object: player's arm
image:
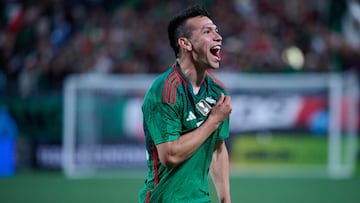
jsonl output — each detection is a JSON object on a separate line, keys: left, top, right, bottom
{"left": 210, "top": 140, "right": 231, "bottom": 203}
{"left": 156, "top": 93, "right": 232, "bottom": 168}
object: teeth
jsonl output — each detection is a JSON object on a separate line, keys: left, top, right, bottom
{"left": 212, "top": 45, "right": 221, "bottom": 50}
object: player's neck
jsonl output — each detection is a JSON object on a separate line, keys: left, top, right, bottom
{"left": 177, "top": 58, "right": 206, "bottom": 95}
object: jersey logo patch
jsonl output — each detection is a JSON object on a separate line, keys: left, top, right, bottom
{"left": 205, "top": 96, "right": 216, "bottom": 105}
{"left": 196, "top": 99, "right": 212, "bottom": 116}
{"left": 186, "top": 111, "right": 196, "bottom": 121}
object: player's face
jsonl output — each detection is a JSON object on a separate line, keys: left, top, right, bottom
{"left": 187, "top": 16, "right": 222, "bottom": 69}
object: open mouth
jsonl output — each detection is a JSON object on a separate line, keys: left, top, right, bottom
{"left": 210, "top": 45, "right": 221, "bottom": 61}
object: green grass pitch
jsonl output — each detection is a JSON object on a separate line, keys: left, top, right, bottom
{"left": 1, "top": 171, "right": 360, "bottom": 203}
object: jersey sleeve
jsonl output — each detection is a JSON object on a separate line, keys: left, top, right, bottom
{"left": 214, "top": 86, "right": 230, "bottom": 140}
{"left": 216, "top": 117, "right": 230, "bottom": 140}
{"left": 142, "top": 91, "right": 182, "bottom": 145}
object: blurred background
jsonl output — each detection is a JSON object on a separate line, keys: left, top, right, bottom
{"left": 0, "top": 0, "right": 359, "bottom": 202}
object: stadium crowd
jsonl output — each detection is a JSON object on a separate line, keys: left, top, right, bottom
{"left": 0, "top": 0, "right": 359, "bottom": 96}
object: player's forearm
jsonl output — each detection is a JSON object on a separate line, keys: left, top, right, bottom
{"left": 157, "top": 93, "right": 232, "bottom": 168}
{"left": 157, "top": 116, "right": 222, "bottom": 168}
{"left": 210, "top": 142, "right": 231, "bottom": 203}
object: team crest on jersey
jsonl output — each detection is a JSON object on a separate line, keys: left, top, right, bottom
{"left": 196, "top": 99, "right": 212, "bottom": 116}
{"left": 205, "top": 96, "right": 216, "bottom": 105}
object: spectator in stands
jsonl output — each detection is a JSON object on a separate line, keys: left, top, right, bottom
{"left": 0, "top": 0, "right": 359, "bottom": 96}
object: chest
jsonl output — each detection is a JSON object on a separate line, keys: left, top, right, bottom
{"left": 180, "top": 93, "right": 218, "bottom": 132}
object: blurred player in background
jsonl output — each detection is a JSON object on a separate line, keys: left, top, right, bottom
{"left": 138, "top": 4, "right": 232, "bottom": 203}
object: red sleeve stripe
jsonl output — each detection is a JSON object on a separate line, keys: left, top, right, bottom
{"left": 171, "top": 79, "right": 181, "bottom": 104}
{"left": 145, "top": 142, "right": 159, "bottom": 202}
{"left": 167, "top": 76, "right": 180, "bottom": 104}
{"left": 145, "top": 190, "right": 152, "bottom": 203}
{"left": 163, "top": 71, "right": 177, "bottom": 103}
{"left": 151, "top": 141, "right": 159, "bottom": 187}
{"left": 163, "top": 65, "right": 187, "bottom": 104}
{"left": 163, "top": 74, "right": 180, "bottom": 104}
{"left": 173, "top": 64, "right": 187, "bottom": 85}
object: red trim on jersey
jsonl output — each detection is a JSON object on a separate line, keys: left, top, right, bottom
{"left": 168, "top": 76, "right": 180, "bottom": 104}
{"left": 152, "top": 142, "right": 159, "bottom": 186}
{"left": 144, "top": 142, "right": 159, "bottom": 203}
{"left": 145, "top": 190, "right": 152, "bottom": 203}
{"left": 171, "top": 79, "right": 181, "bottom": 104}
{"left": 145, "top": 142, "right": 159, "bottom": 203}
{"left": 173, "top": 64, "right": 187, "bottom": 85}
{"left": 162, "top": 64, "right": 187, "bottom": 105}
{"left": 163, "top": 71, "right": 176, "bottom": 103}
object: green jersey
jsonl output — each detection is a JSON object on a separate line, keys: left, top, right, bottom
{"left": 138, "top": 62, "right": 230, "bottom": 203}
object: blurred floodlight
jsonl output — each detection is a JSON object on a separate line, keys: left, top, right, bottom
{"left": 281, "top": 46, "right": 305, "bottom": 70}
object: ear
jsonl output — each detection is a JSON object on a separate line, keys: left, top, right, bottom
{"left": 178, "top": 37, "right": 192, "bottom": 52}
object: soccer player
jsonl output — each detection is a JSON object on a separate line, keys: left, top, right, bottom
{"left": 138, "top": 4, "right": 232, "bottom": 203}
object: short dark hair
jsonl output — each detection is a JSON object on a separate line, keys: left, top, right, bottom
{"left": 167, "top": 4, "right": 212, "bottom": 57}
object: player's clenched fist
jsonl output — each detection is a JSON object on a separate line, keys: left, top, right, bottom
{"left": 209, "top": 93, "right": 232, "bottom": 125}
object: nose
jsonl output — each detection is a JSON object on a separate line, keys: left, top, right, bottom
{"left": 214, "top": 32, "right": 222, "bottom": 42}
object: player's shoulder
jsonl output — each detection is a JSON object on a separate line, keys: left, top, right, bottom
{"left": 147, "top": 65, "right": 185, "bottom": 105}
{"left": 205, "top": 71, "right": 229, "bottom": 93}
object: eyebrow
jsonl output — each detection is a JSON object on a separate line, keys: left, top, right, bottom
{"left": 200, "top": 23, "right": 218, "bottom": 31}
